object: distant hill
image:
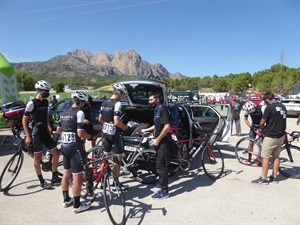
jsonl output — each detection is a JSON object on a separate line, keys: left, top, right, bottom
{"left": 12, "top": 49, "right": 185, "bottom": 83}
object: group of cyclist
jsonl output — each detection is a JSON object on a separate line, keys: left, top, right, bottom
{"left": 21, "top": 76, "right": 286, "bottom": 215}
{"left": 22, "top": 79, "right": 172, "bottom": 214}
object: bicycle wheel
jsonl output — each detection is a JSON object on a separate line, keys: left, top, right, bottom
{"left": 86, "top": 146, "right": 105, "bottom": 159}
{"left": 95, "top": 132, "right": 104, "bottom": 146}
{"left": 103, "top": 170, "right": 126, "bottom": 225}
{"left": 178, "top": 142, "right": 191, "bottom": 171}
{"left": 279, "top": 145, "right": 300, "bottom": 179}
{"left": 0, "top": 151, "right": 24, "bottom": 191}
{"left": 201, "top": 144, "right": 224, "bottom": 180}
{"left": 130, "top": 149, "right": 158, "bottom": 184}
{"left": 235, "top": 137, "right": 261, "bottom": 165}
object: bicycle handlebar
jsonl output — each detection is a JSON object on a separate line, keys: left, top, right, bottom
{"left": 287, "top": 131, "right": 300, "bottom": 141}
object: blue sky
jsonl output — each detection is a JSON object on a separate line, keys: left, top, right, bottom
{"left": 0, "top": 0, "right": 299, "bottom": 77}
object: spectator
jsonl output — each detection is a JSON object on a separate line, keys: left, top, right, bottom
{"left": 50, "top": 95, "right": 58, "bottom": 107}
{"left": 231, "top": 96, "right": 242, "bottom": 136}
{"left": 252, "top": 92, "right": 287, "bottom": 184}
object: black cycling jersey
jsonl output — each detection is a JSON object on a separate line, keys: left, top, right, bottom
{"left": 24, "top": 98, "right": 49, "bottom": 127}
{"left": 244, "top": 105, "right": 263, "bottom": 126}
{"left": 99, "top": 98, "right": 124, "bottom": 154}
{"left": 58, "top": 107, "right": 87, "bottom": 173}
{"left": 58, "top": 107, "right": 85, "bottom": 143}
{"left": 100, "top": 99, "right": 123, "bottom": 135}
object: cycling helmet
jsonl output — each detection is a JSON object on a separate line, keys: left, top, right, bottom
{"left": 113, "top": 83, "right": 128, "bottom": 96}
{"left": 71, "top": 91, "right": 88, "bottom": 102}
{"left": 243, "top": 101, "right": 256, "bottom": 113}
{"left": 35, "top": 80, "right": 51, "bottom": 90}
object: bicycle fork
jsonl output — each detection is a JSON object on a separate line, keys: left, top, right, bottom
{"left": 285, "top": 144, "right": 294, "bottom": 162}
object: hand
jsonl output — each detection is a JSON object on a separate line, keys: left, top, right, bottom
{"left": 257, "top": 129, "right": 263, "bottom": 137}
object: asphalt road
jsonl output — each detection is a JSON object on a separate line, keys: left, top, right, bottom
{"left": 0, "top": 117, "right": 299, "bottom": 225}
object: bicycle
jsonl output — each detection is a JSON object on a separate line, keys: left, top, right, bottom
{"left": 87, "top": 130, "right": 191, "bottom": 184}
{"left": 87, "top": 135, "right": 158, "bottom": 184}
{"left": 0, "top": 118, "right": 63, "bottom": 192}
{"left": 177, "top": 132, "right": 225, "bottom": 180}
{"left": 235, "top": 130, "right": 300, "bottom": 179}
{"left": 82, "top": 150, "right": 126, "bottom": 225}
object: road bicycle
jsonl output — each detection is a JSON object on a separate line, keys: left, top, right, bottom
{"left": 82, "top": 151, "right": 126, "bottom": 225}
{"left": 235, "top": 130, "right": 300, "bottom": 179}
{"left": 177, "top": 132, "right": 225, "bottom": 180}
{"left": 0, "top": 118, "right": 63, "bottom": 192}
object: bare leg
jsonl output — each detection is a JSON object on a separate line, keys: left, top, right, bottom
{"left": 261, "top": 157, "right": 269, "bottom": 179}
{"left": 34, "top": 152, "right": 43, "bottom": 175}
{"left": 272, "top": 157, "right": 280, "bottom": 177}
{"left": 50, "top": 148, "right": 60, "bottom": 172}
{"left": 61, "top": 170, "right": 72, "bottom": 191}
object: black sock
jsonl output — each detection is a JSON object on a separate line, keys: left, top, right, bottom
{"left": 73, "top": 196, "right": 81, "bottom": 208}
{"left": 38, "top": 175, "right": 44, "bottom": 184}
{"left": 52, "top": 171, "right": 58, "bottom": 179}
{"left": 63, "top": 191, "right": 70, "bottom": 202}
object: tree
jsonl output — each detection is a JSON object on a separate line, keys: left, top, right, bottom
{"left": 53, "top": 82, "right": 65, "bottom": 93}
{"left": 16, "top": 70, "right": 36, "bottom": 91}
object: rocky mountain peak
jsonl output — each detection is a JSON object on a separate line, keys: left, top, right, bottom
{"left": 13, "top": 49, "right": 185, "bottom": 82}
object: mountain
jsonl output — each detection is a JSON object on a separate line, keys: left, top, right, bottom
{"left": 12, "top": 49, "right": 184, "bottom": 82}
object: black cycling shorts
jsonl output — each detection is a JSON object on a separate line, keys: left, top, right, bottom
{"left": 102, "top": 132, "right": 124, "bottom": 155}
{"left": 31, "top": 126, "right": 56, "bottom": 153}
{"left": 61, "top": 143, "right": 86, "bottom": 173}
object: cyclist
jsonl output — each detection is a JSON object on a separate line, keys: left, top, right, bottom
{"left": 98, "top": 83, "right": 131, "bottom": 190}
{"left": 242, "top": 101, "right": 263, "bottom": 164}
{"left": 57, "top": 91, "right": 93, "bottom": 213}
{"left": 22, "top": 80, "right": 61, "bottom": 189}
{"left": 81, "top": 95, "right": 96, "bottom": 148}
{"left": 141, "top": 92, "right": 171, "bottom": 199}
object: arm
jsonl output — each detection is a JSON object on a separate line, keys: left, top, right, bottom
{"left": 114, "top": 116, "right": 128, "bottom": 131}
{"left": 259, "top": 118, "right": 266, "bottom": 131}
{"left": 142, "top": 125, "right": 155, "bottom": 133}
{"left": 22, "top": 116, "right": 32, "bottom": 145}
{"left": 244, "top": 116, "right": 251, "bottom": 128}
{"left": 154, "top": 123, "right": 170, "bottom": 145}
{"left": 77, "top": 129, "right": 93, "bottom": 140}
{"left": 47, "top": 117, "right": 54, "bottom": 137}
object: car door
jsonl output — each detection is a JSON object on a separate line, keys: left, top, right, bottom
{"left": 48, "top": 98, "right": 72, "bottom": 129}
{"left": 189, "top": 103, "right": 232, "bottom": 143}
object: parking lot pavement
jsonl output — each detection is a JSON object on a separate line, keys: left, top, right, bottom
{"left": 0, "top": 117, "right": 299, "bottom": 225}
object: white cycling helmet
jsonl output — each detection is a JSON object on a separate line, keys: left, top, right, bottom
{"left": 113, "top": 83, "right": 128, "bottom": 96}
{"left": 71, "top": 91, "right": 88, "bottom": 102}
{"left": 243, "top": 101, "right": 256, "bottom": 113}
{"left": 35, "top": 80, "right": 51, "bottom": 90}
